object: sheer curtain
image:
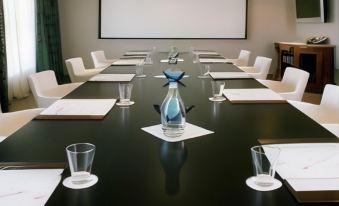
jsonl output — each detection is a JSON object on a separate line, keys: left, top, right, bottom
{"left": 3, "top": 0, "right": 36, "bottom": 101}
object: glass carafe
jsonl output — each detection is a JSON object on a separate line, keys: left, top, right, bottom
{"left": 160, "top": 82, "right": 186, "bottom": 137}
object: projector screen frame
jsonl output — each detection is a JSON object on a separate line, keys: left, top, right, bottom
{"left": 98, "top": 0, "right": 248, "bottom": 39}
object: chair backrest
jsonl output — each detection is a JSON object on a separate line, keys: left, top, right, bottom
{"left": 320, "top": 84, "right": 339, "bottom": 110}
{"left": 28, "top": 70, "right": 58, "bottom": 98}
{"left": 282, "top": 67, "right": 310, "bottom": 101}
{"left": 91, "top": 50, "right": 107, "bottom": 68}
{"left": 253, "top": 56, "right": 272, "bottom": 80}
{"left": 65, "top": 57, "right": 86, "bottom": 82}
{"left": 237, "top": 50, "right": 251, "bottom": 66}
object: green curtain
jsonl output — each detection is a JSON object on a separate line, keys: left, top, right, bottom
{"left": 36, "top": 0, "right": 65, "bottom": 83}
{"left": 0, "top": 0, "right": 8, "bottom": 112}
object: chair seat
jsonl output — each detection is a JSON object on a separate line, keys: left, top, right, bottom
{"left": 42, "top": 83, "right": 82, "bottom": 98}
{"left": 258, "top": 80, "right": 295, "bottom": 93}
{"left": 0, "top": 108, "right": 44, "bottom": 139}
{"left": 321, "top": 124, "right": 339, "bottom": 137}
{"left": 288, "top": 100, "right": 339, "bottom": 124}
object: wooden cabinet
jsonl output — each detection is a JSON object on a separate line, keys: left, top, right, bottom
{"left": 275, "top": 42, "right": 335, "bottom": 93}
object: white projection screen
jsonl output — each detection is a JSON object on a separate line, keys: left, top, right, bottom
{"left": 99, "top": 0, "right": 247, "bottom": 39}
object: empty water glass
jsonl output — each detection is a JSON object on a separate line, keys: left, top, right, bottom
{"left": 209, "top": 81, "right": 226, "bottom": 102}
{"left": 198, "top": 64, "right": 211, "bottom": 78}
{"left": 251, "top": 145, "right": 281, "bottom": 187}
{"left": 118, "top": 83, "right": 134, "bottom": 106}
{"left": 66, "top": 143, "right": 96, "bottom": 185}
{"left": 136, "top": 60, "right": 146, "bottom": 77}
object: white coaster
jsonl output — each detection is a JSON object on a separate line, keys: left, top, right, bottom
{"left": 209, "top": 97, "right": 226, "bottom": 102}
{"left": 63, "top": 174, "right": 98, "bottom": 189}
{"left": 246, "top": 176, "right": 282, "bottom": 191}
{"left": 116, "top": 101, "right": 135, "bottom": 106}
{"left": 141, "top": 123, "right": 214, "bottom": 142}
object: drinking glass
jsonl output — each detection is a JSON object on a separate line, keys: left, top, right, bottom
{"left": 250, "top": 145, "right": 281, "bottom": 187}
{"left": 209, "top": 81, "right": 226, "bottom": 101}
{"left": 136, "top": 60, "right": 146, "bottom": 77}
{"left": 198, "top": 64, "right": 211, "bottom": 78}
{"left": 193, "top": 53, "right": 199, "bottom": 64}
{"left": 118, "top": 83, "right": 134, "bottom": 106}
{"left": 66, "top": 143, "right": 96, "bottom": 184}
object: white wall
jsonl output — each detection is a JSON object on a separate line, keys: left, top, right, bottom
{"left": 58, "top": 0, "right": 296, "bottom": 75}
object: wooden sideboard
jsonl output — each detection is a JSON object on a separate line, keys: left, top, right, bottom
{"left": 275, "top": 42, "right": 335, "bottom": 93}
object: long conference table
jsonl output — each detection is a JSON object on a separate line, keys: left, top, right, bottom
{"left": 0, "top": 52, "right": 337, "bottom": 205}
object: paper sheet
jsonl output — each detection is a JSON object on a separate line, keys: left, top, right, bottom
{"left": 199, "top": 58, "right": 229, "bottom": 63}
{"left": 124, "top": 51, "right": 150, "bottom": 56}
{"left": 266, "top": 143, "right": 339, "bottom": 179}
{"left": 223, "top": 88, "right": 285, "bottom": 103}
{"left": 0, "top": 169, "right": 63, "bottom": 206}
{"left": 142, "top": 123, "right": 214, "bottom": 142}
{"left": 89, "top": 74, "right": 135, "bottom": 82}
{"left": 194, "top": 51, "right": 219, "bottom": 55}
{"left": 209, "top": 72, "right": 252, "bottom": 79}
{"left": 265, "top": 143, "right": 339, "bottom": 191}
{"left": 286, "top": 178, "right": 339, "bottom": 191}
{"left": 39, "top": 99, "right": 116, "bottom": 118}
{"left": 112, "top": 59, "right": 143, "bottom": 65}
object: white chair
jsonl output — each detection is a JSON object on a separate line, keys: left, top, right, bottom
{"left": 65, "top": 57, "right": 104, "bottom": 83}
{"left": 288, "top": 84, "right": 339, "bottom": 124}
{"left": 28, "top": 70, "right": 82, "bottom": 107}
{"left": 238, "top": 56, "right": 272, "bottom": 80}
{"left": 0, "top": 103, "right": 43, "bottom": 142}
{"left": 257, "top": 67, "right": 310, "bottom": 101}
{"left": 91, "top": 50, "right": 116, "bottom": 68}
{"left": 225, "top": 50, "right": 251, "bottom": 66}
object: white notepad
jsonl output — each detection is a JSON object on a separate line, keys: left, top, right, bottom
{"left": 223, "top": 88, "right": 286, "bottom": 103}
{"left": 199, "top": 58, "right": 229, "bottom": 63}
{"left": 124, "top": 51, "right": 150, "bottom": 56}
{"left": 38, "top": 99, "right": 116, "bottom": 119}
{"left": 0, "top": 169, "right": 63, "bottom": 206}
{"left": 286, "top": 178, "right": 339, "bottom": 192}
{"left": 209, "top": 72, "right": 252, "bottom": 79}
{"left": 89, "top": 74, "right": 135, "bottom": 82}
{"left": 264, "top": 143, "right": 339, "bottom": 191}
{"left": 112, "top": 59, "right": 143, "bottom": 65}
{"left": 194, "top": 51, "right": 219, "bottom": 55}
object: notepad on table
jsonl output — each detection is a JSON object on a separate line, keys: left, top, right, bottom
{"left": 120, "top": 56, "right": 146, "bottom": 59}
{"left": 37, "top": 99, "right": 116, "bottom": 119}
{"left": 198, "top": 54, "right": 224, "bottom": 59}
{"left": 193, "top": 50, "right": 219, "bottom": 55}
{"left": 199, "top": 58, "right": 229, "bottom": 63}
{"left": 0, "top": 169, "right": 63, "bottom": 206}
{"left": 124, "top": 51, "right": 150, "bottom": 56}
{"left": 209, "top": 72, "right": 252, "bottom": 79}
{"left": 89, "top": 74, "right": 135, "bottom": 82}
{"left": 223, "top": 88, "right": 285, "bottom": 103}
{"left": 112, "top": 59, "right": 143, "bottom": 66}
{"left": 263, "top": 143, "right": 339, "bottom": 202}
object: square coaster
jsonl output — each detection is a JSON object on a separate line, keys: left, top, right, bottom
{"left": 141, "top": 123, "right": 214, "bottom": 142}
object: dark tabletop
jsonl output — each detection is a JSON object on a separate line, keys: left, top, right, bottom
{"left": 0, "top": 52, "right": 336, "bottom": 206}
